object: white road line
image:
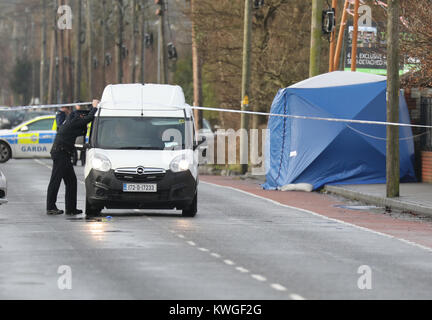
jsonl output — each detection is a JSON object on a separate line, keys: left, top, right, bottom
{"left": 31, "top": 160, "right": 299, "bottom": 298}
{"left": 201, "top": 181, "right": 432, "bottom": 253}
{"left": 271, "top": 283, "right": 287, "bottom": 292}
{"left": 235, "top": 267, "right": 249, "bottom": 273}
{"left": 224, "top": 259, "right": 235, "bottom": 265}
{"left": 33, "top": 159, "right": 52, "bottom": 170}
{"left": 290, "top": 293, "right": 306, "bottom": 300}
{"left": 251, "top": 274, "right": 267, "bottom": 282}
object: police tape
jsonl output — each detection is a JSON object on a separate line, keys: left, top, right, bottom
{"left": 0, "top": 102, "right": 92, "bottom": 111}
{"left": 190, "top": 106, "right": 432, "bottom": 129}
{"left": 1, "top": 101, "right": 432, "bottom": 130}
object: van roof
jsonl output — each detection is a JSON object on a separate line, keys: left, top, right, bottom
{"left": 99, "top": 84, "right": 191, "bottom": 118}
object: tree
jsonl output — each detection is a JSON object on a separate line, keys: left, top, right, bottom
{"left": 10, "top": 57, "right": 33, "bottom": 104}
{"left": 400, "top": 0, "right": 432, "bottom": 87}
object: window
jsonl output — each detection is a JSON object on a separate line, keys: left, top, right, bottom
{"left": 25, "top": 118, "right": 55, "bottom": 131}
{"left": 95, "top": 117, "right": 189, "bottom": 150}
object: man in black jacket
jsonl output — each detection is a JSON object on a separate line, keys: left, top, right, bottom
{"left": 46, "top": 100, "right": 99, "bottom": 215}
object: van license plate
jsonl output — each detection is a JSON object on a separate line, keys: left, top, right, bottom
{"left": 123, "top": 183, "right": 157, "bottom": 193}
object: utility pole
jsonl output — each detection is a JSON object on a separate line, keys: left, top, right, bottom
{"left": 156, "top": 0, "right": 167, "bottom": 84}
{"left": 40, "top": 0, "right": 47, "bottom": 103}
{"left": 102, "top": 0, "right": 107, "bottom": 87}
{"left": 351, "top": 0, "right": 360, "bottom": 71}
{"left": 334, "top": 0, "right": 349, "bottom": 70}
{"left": 48, "top": 0, "right": 57, "bottom": 104}
{"left": 240, "top": 0, "right": 252, "bottom": 174}
{"left": 74, "top": 0, "right": 82, "bottom": 101}
{"left": 116, "top": 0, "right": 124, "bottom": 84}
{"left": 328, "top": 0, "right": 337, "bottom": 72}
{"left": 65, "top": 0, "right": 73, "bottom": 102}
{"left": 86, "top": 0, "right": 93, "bottom": 99}
{"left": 191, "top": 0, "right": 202, "bottom": 130}
{"left": 386, "top": 0, "right": 400, "bottom": 198}
{"left": 309, "top": 0, "right": 323, "bottom": 77}
{"left": 58, "top": 0, "right": 65, "bottom": 102}
{"left": 131, "top": 0, "right": 138, "bottom": 83}
{"left": 140, "top": 19, "right": 147, "bottom": 84}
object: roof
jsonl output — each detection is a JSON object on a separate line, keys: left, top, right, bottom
{"left": 99, "top": 83, "right": 191, "bottom": 118}
{"left": 100, "top": 83, "right": 186, "bottom": 110}
{"left": 290, "top": 71, "right": 386, "bottom": 89}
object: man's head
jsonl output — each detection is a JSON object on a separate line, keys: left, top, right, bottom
{"left": 60, "top": 106, "right": 72, "bottom": 115}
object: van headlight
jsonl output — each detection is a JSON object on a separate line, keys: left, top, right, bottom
{"left": 92, "top": 153, "right": 111, "bottom": 172}
{"left": 170, "top": 155, "right": 191, "bottom": 172}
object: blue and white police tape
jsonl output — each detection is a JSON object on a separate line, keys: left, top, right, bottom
{"left": 1, "top": 101, "right": 432, "bottom": 129}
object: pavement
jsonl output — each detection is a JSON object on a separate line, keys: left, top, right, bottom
{"left": 324, "top": 183, "right": 432, "bottom": 218}
{"left": 1, "top": 159, "right": 432, "bottom": 300}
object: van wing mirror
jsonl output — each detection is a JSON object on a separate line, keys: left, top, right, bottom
{"left": 74, "top": 136, "right": 89, "bottom": 150}
{"left": 20, "top": 125, "right": 29, "bottom": 132}
{"left": 193, "top": 136, "right": 207, "bottom": 150}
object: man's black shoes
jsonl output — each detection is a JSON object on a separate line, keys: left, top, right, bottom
{"left": 47, "top": 209, "right": 64, "bottom": 215}
{"left": 66, "top": 209, "right": 83, "bottom": 216}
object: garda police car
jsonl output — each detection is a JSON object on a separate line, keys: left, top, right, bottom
{"left": 0, "top": 115, "right": 57, "bottom": 163}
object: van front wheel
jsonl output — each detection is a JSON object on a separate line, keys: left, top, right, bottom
{"left": 182, "top": 193, "right": 197, "bottom": 218}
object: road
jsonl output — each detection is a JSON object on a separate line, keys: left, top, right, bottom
{"left": 0, "top": 159, "right": 432, "bottom": 300}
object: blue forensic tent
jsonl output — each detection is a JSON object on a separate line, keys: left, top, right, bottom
{"left": 263, "top": 71, "right": 417, "bottom": 190}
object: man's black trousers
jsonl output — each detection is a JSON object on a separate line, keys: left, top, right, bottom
{"left": 46, "top": 150, "right": 77, "bottom": 212}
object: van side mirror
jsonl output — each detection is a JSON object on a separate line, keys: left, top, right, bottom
{"left": 75, "top": 136, "right": 89, "bottom": 150}
{"left": 193, "top": 136, "right": 206, "bottom": 150}
{"left": 20, "top": 126, "right": 29, "bottom": 132}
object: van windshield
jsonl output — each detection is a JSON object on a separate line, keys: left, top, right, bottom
{"left": 95, "top": 117, "right": 188, "bottom": 150}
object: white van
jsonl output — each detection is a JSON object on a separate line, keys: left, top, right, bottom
{"left": 82, "top": 84, "right": 205, "bottom": 217}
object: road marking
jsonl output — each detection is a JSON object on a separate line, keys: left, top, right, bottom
{"left": 271, "top": 283, "right": 287, "bottom": 291}
{"left": 33, "top": 159, "right": 52, "bottom": 170}
{"left": 33, "top": 160, "right": 87, "bottom": 185}
{"left": 251, "top": 274, "right": 267, "bottom": 282}
{"left": 290, "top": 293, "right": 306, "bottom": 300}
{"left": 235, "top": 266, "right": 249, "bottom": 273}
{"left": 224, "top": 259, "right": 235, "bottom": 265}
{"left": 201, "top": 181, "right": 432, "bottom": 253}
{"left": 31, "top": 160, "right": 302, "bottom": 298}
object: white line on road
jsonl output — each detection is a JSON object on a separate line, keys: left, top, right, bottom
{"left": 224, "top": 259, "right": 235, "bottom": 265}
{"left": 251, "top": 274, "right": 267, "bottom": 282}
{"left": 271, "top": 283, "right": 287, "bottom": 292}
{"left": 210, "top": 253, "right": 221, "bottom": 258}
{"left": 198, "top": 247, "right": 209, "bottom": 252}
{"left": 290, "top": 293, "right": 306, "bottom": 300}
{"left": 201, "top": 181, "right": 432, "bottom": 253}
{"left": 235, "top": 267, "right": 249, "bottom": 273}
{"left": 177, "top": 234, "right": 185, "bottom": 239}
{"left": 187, "top": 241, "right": 196, "bottom": 246}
